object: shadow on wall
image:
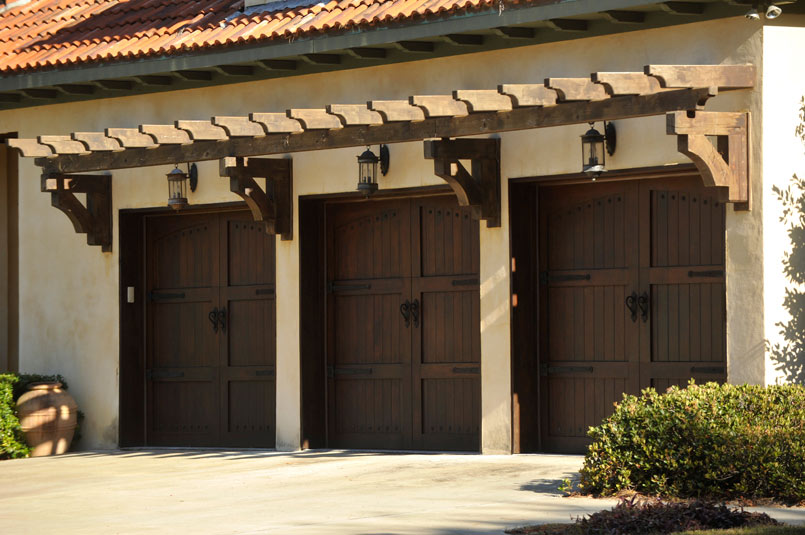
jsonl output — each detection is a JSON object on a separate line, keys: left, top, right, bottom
{"left": 769, "top": 97, "right": 805, "bottom": 385}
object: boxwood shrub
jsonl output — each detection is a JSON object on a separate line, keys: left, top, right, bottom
{"left": 579, "top": 382, "right": 805, "bottom": 503}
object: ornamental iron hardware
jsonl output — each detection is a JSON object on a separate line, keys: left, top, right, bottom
{"left": 146, "top": 370, "right": 185, "bottom": 380}
{"left": 255, "top": 288, "right": 275, "bottom": 296}
{"left": 149, "top": 291, "right": 186, "bottom": 301}
{"left": 209, "top": 307, "right": 219, "bottom": 333}
{"left": 400, "top": 300, "right": 411, "bottom": 327}
{"left": 453, "top": 366, "right": 480, "bottom": 374}
{"left": 625, "top": 292, "right": 638, "bottom": 323}
{"left": 691, "top": 366, "right": 726, "bottom": 374}
{"left": 328, "top": 282, "right": 372, "bottom": 292}
{"left": 218, "top": 307, "right": 227, "bottom": 334}
{"left": 452, "top": 278, "right": 479, "bottom": 286}
{"left": 688, "top": 270, "right": 724, "bottom": 278}
{"left": 539, "top": 272, "right": 592, "bottom": 285}
{"left": 638, "top": 292, "right": 649, "bottom": 323}
{"left": 540, "top": 364, "right": 595, "bottom": 376}
{"left": 410, "top": 298, "right": 420, "bottom": 328}
{"left": 255, "top": 369, "right": 275, "bottom": 377}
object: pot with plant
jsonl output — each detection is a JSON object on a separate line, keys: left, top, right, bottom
{"left": 17, "top": 382, "right": 78, "bottom": 456}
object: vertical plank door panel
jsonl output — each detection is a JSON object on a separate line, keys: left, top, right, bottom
{"left": 146, "top": 214, "right": 220, "bottom": 446}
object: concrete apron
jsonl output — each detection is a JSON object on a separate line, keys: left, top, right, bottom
{"left": 0, "top": 451, "right": 802, "bottom": 535}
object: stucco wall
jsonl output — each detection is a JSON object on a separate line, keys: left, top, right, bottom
{"left": 3, "top": 16, "right": 766, "bottom": 451}
{"left": 762, "top": 19, "right": 805, "bottom": 385}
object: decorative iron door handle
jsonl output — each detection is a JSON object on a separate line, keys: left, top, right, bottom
{"left": 638, "top": 292, "right": 649, "bottom": 323}
{"left": 209, "top": 307, "right": 219, "bottom": 333}
{"left": 625, "top": 293, "right": 638, "bottom": 323}
{"left": 400, "top": 301, "right": 411, "bottom": 327}
{"left": 217, "top": 307, "right": 227, "bottom": 334}
{"left": 410, "top": 298, "right": 420, "bottom": 328}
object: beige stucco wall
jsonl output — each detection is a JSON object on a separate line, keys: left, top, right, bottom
{"left": 3, "top": 16, "right": 767, "bottom": 451}
{"left": 762, "top": 19, "right": 805, "bottom": 385}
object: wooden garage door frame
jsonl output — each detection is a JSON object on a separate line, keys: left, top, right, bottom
{"left": 118, "top": 201, "right": 256, "bottom": 447}
{"left": 509, "top": 163, "right": 728, "bottom": 454}
{"left": 298, "top": 184, "right": 483, "bottom": 452}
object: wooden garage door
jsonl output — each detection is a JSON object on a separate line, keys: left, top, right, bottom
{"left": 145, "top": 211, "right": 276, "bottom": 447}
{"left": 539, "top": 176, "right": 726, "bottom": 453}
{"left": 326, "top": 196, "right": 481, "bottom": 451}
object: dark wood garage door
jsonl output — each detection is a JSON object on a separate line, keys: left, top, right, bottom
{"left": 145, "top": 211, "right": 276, "bottom": 447}
{"left": 326, "top": 196, "right": 481, "bottom": 451}
{"left": 538, "top": 176, "right": 726, "bottom": 452}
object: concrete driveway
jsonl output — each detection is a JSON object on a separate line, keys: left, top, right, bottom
{"left": 1, "top": 450, "right": 803, "bottom": 535}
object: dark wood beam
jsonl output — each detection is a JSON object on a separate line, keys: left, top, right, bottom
{"left": 260, "top": 59, "right": 298, "bottom": 71}
{"left": 95, "top": 79, "right": 136, "bottom": 91}
{"left": 41, "top": 173, "right": 112, "bottom": 251}
{"left": 23, "top": 88, "right": 60, "bottom": 99}
{"left": 493, "top": 26, "right": 537, "bottom": 39}
{"left": 395, "top": 41, "right": 435, "bottom": 53}
{"left": 444, "top": 34, "right": 485, "bottom": 46}
{"left": 660, "top": 1, "right": 706, "bottom": 14}
{"left": 135, "top": 75, "right": 173, "bottom": 86}
{"left": 545, "top": 19, "right": 588, "bottom": 32}
{"left": 220, "top": 156, "right": 293, "bottom": 240}
{"left": 347, "top": 47, "right": 387, "bottom": 59}
{"left": 302, "top": 54, "right": 341, "bottom": 65}
{"left": 217, "top": 65, "right": 255, "bottom": 76}
{"left": 39, "top": 87, "right": 715, "bottom": 174}
{"left": 58, "top": 84, "right": 96, "bottom": 95}
{"left": 602, "top": 10, "right": 646, "bottom": 23}
{"left": 176, "top": 70, "right": 214, "bottom": 81}
{"left": 424, "top": 138, "right": 501, "bottom": 227}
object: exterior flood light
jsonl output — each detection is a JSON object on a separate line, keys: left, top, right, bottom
{"left": 746, "top": 3, "right": 782, "bottom": 20}
{"left": 766, "top": 4, "right": 782, "bottom": 18}
{"left": 581, "top": 121, "right": 616, "bottom": 181}
{"left": 356, "top": 144, "right": 390, "bottom": 196}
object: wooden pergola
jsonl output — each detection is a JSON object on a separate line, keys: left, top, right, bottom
{"left": 8, "top": 64, "right": 754, "bottom": 252}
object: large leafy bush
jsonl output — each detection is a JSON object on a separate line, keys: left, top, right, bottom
{"left": 0, "top": 374, "right": 30, "bottom": 459}
{"left": 579, "top": 382, "right": 805, "bottom": 503}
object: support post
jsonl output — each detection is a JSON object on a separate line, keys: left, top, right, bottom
{"left": 667, "top": 110, "right": 750, "bottom": 210}
{"left": 41, "top": 173, "right": 112, "bottom": 251}
{"left": 423, "top": 138, "right": 501, "bottom": 227}
{"left": 219, "top": 156, "right": 293, "bottom": 240}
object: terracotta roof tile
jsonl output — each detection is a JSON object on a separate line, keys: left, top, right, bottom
{"left": 0, "top": 0, "right": 545, "bottom": 74}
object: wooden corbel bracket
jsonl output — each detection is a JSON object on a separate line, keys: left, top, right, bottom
{"left": 423, "top": 138, "right": 501, "bottom": 228}
{"left": 668, "top": 110, "right": 750, "bottom": 210}
{"left": 219, "top": 156, "right": 293, "bottom": 240}
{"left": 41, "top": 173, "right": 112, "bottom": 252}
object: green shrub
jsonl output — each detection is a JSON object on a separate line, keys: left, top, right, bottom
{"left": 0, "top": 373, "right": 75, "bottom": 460}
{"left": 579, "top": 382, "right": 805, "bottom": 503}
{"left": 0, "top": 374, "right": 30, "bottom": 459}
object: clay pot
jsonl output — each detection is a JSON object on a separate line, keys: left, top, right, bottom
{"left": 17, "top": 382, "right": 78, "bottom": 457}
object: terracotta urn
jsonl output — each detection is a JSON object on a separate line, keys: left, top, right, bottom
{"left": 17, "top": 382, "right": 78, "bottom": 457}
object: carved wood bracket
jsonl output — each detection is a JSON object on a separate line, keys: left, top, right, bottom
{"left": 667, "top": 110, "right": 750, "bottom": 210}
{"left": 41, "top": 173, "right": 112, "bottom": 252}
{"left": 423, "top": 138, "right": 501, "bottom": 227}
{"left": 220, "top": 156, "right": 293, "bottom": 240}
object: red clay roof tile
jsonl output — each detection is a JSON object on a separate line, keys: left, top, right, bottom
{"left": 0, "top": 0, "right": 543, "bottom": 74}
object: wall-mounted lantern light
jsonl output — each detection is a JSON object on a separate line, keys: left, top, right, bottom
{"left": 166, "top": 163, "right": 198, "bottom": 210}
{"left": 167, "top": 165, "right": 189, "bottom": 210}
{"left": 581, "top": 121, "right": 616, "bottom": 181}
{"left": 357, "top": 144, "right": 390, "bottom": 196}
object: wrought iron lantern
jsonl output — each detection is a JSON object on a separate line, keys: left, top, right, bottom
{"left": 356, "top": 144, "right": 390, "bottom": 196}
{"left": 581, "top": 121, "right": 616, "bottom": 181}
{"left": 167, "top": 165, "right": 189, "bottom": 210}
